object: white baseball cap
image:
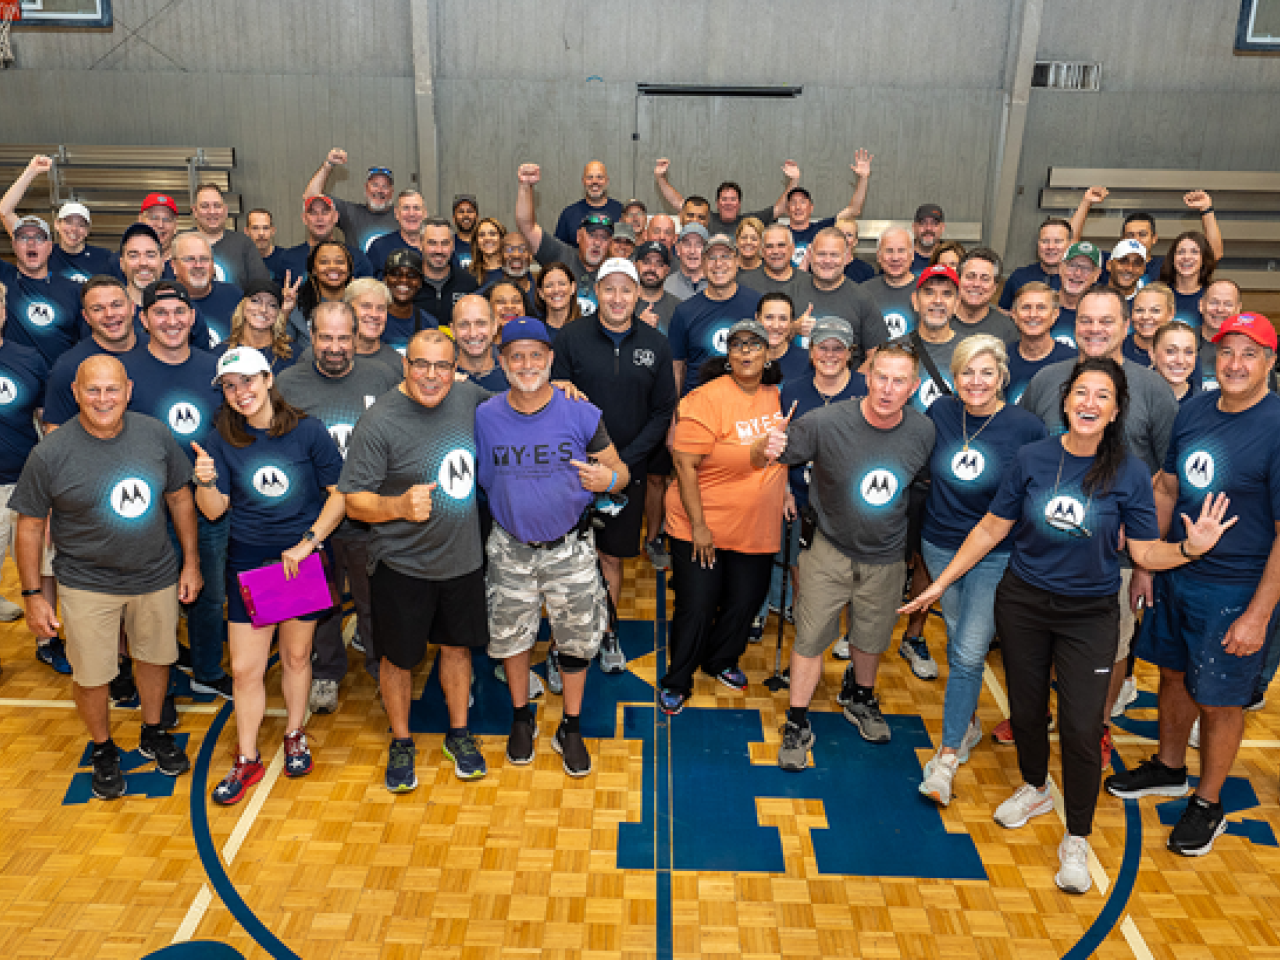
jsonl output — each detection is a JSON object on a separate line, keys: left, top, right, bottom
{"left": 57, "top": 202, "right": 92, "bottom": 225}
{"left": 596, "top": 258, "right": 639, "bottom": 285}
{"left": 1111, "top": 238, "right": 1148, "bottom": 261}
{"left": 213, "top": 346, "right": 272, "bottom": 384}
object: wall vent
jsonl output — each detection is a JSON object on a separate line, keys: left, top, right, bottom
{"left": 1032, "top": 61, "right": 1101, "bottom": 91}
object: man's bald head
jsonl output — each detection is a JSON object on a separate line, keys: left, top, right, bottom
{"left": 73, "top": 354, "right": 132, "bottom": 434}
{"left": 583, "top": 161, "right": 609, "bottom": 202}
{"left": 76, "top": 354, "right": 129, "bottom": 389}
{"left": 452, "top": 293, "right": 492, "bottom": 323}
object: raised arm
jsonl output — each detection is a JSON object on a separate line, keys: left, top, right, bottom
{"left": 835, "top": 150, "right": 874, "bottom": 221}
{"left": 0, "top": 155, "right": 54, "bottom": 237}
{"left": 305, "top": 148, "right": 347, "bottom": 201}
{"left": 654, "top": 158, "right": 685, "bottom": 212}
{"left": 1184, "top": 190, "right": 1225, "bottom": 262}
{"left": 515, "top": 163, "right": 545, "bottom": 253}
{"left": 770, "top": 160, "right": 802, "bottom": 219}
{"left": 1069, "top": 185, "right": 1108, "bottom": 242}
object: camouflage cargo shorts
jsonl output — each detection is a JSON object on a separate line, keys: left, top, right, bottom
{"left": 486, "top": 524, "right": 608, "bottom": 662}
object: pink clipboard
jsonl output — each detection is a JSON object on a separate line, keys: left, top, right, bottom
{"left": 236, "top": 551, "right": 336, "bottom": 628}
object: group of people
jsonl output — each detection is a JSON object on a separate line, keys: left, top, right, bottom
{"left": 1, "top": 148, "right": 1277, "bottom": 898}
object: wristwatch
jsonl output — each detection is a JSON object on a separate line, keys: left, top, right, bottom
{"left": 192, "top": 470, "right": 216, "bottom": 488}
{"left": 302, "top": 530, "right": 317, "bottom": 543}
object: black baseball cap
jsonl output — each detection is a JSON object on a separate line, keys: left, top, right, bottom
{"left": 384, "top": 247, "right": 424, "bottom": 275}
{"left": 580, "top": 213, "right": 614, "bottom": 236}
{"left": 633, "top": 240, "right": 670, "bottom": 265}
{"left": 119, "top": 222, "right": 161, "bottom": 251}
{"left": 241, "top": 279, "right": 283, "bottom": 305}
{"left": 914, "top": 203, "right": 945, "bottom": 223}
{"left": 142, "top": 279, "right": 191, "bottom": 311}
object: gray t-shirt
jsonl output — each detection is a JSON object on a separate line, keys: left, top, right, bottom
{"left": 781, "top": 399, "right": 935, "bottom": 564}
{"left": 1019, "top": 357, "right": 1178, "bottom": 474}
{"left": 709, "top": 207, "right": 775, "bottom": 238}
{"left": 338, "top": 382, "right": 488, "bottom": 580}
{"left": 276, "top": 358, "right": 402, "bottom": 459}
{"left": 861, "top": 275, "right": 918, "bottom": 340}
{"left": 955, "top": 307, "right": 1019, "bottom": 347}
{"left": 893, "top": 331, "right": 959, "bottom": 411}
{"left": 637, "top": 290, "right": 681, "bottom": 336}
{"left": 663, "top": 270, "right": 708, "bottom": 302}
{"left": 211, "top": 230, "right": 269, "bottom": 289}
{"left": 332, "top": 198, "right": 396, "bottom": 254}
{"left": 534, "top": 233, "right": 600, "bottom": 316}
{"left": 9, "top": 413, "right": 190, "bottom": 594}
{"left": 791, "top": 273, "right": 889, "bottom": 361}
{"left": 738, "top": 266, "right": 803, "bottom": 301}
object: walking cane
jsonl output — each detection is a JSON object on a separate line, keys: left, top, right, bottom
{"left": 764, "top": 517, "right": 794, "bottom": 691}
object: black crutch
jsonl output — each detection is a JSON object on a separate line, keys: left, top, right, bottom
{"left": 764, "top": 518, "right": 794, "bottom": 691}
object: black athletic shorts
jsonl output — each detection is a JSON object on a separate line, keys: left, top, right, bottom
{"left": 369, "top": 562, "right": 489, "bottom": 669}
{"left": 594, "top": 472, "right": 646, "bottom": 559}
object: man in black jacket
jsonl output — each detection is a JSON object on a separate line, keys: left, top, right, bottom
{"left": 415, "top": 218, "right": 478, "bottom": 328}
{"left": 551, "top": 258, "right": 677, "bottom": 672}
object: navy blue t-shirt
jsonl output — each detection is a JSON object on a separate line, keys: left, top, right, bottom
{"left": 42, "top": 338, "right": 136, "bottom": 427}
{"left": 1172, "top": 287, "right": 1203, "bottom": 332}
{"left": 667, "top": 286, "right": 764, "bottom": 395}
{"left": 989, "top": 437, "right": 1159, "bottom": 596}
{"left": 277, "top": 242, "right": 374, "bottom": 286}
{"left": 0, "top": 340, "right": 49, "bottom": 482}
{"left": 1007, "top": 341, "right": 1076, "bottom": 405}
{"left": 844, "top": 258, "right": 875, "bottom": 284}
{"left": 922, "top": 397, "right": 1047, "bottom": 551}
{"left": 774, "top": 341, "right": 812, "bottom": 384}
{"left": 453, "top": 238, "right": 473, "bottom": 272}
{"left": 779, "top": 371, "right": 866, "bottom": 508}
{"left": 263, "top": 247, "right": 290, "bottom": 285}
{"left": 49, "top": 244, "right": 114, "bottom": 284}
{"left": 998, "top": 262, "right": 1062, "bottom": 312}
{"left": 383, "top": 308, "right": 438, "bottom": 355}
{"left": 789, "top": 218, "right": 836, "bottom": 267}
{"left": 461, "top": 358, "right": 509, "bottom": 393}
{"left": 1164, "top": 391, "right": 1280, "bottom": 586}
{"left": 204, "top": 416, "right": 343, "bottom": 556}
{"left": 1050, "top": 305, "right": 1078, "bottom": 348}
{"left": 1122, "top": 332, "right": 1153, "bottom": 368}
{"left": 122, "top": 346, "right": 223, "bottom": 455}
{"left": 189, "top": 281, "right": 244, "bottom": 349}
{"left": 367, "top": 232, "right": 418, "bottom": 277}
{"left": 553, "top": 199, "right": 625, "bottom": 246}
{"left": 0, "top": 262, "right": 84, "bottom": 368}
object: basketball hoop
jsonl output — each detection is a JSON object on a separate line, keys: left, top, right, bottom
{"left": 0, "top": 0, "right": 20, "bottom": 69}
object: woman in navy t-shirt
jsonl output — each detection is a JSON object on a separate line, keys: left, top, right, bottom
{"left": 917, "top": 335, "right": 1046, "bottom": 806}
{"left": 1158, "top": 232, "right": 1216, "bottom": 332}
{"left": 193, "top": 347, "right": 346, "bottom": 807}
{"left": 904, "top": 357, "right": 1236, "bottom": 895}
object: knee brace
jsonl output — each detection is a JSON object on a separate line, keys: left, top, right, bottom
{"left": 559, "top": 653, "right": 590, "bottom": 674}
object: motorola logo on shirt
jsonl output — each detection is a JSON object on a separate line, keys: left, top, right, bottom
{"left": 0, "top": 377, "right": 17, "bottom": 406}
{"left": 27, "top": 302, "right": 55, "bottom": 328}
{"left": 111, "top": 477, "right": 152, "bottom": 520}
{"left": 207, "top": 328, "right": 223, "bottom": 347}
{"left": 860, "top": 468, "right": 899, "bottom": 507}
{"left": 438, "top": 448, "right": 476, "bottom": 501}
{"left": 1044, "top": 495, "right": 1086, "bottom": 532}
{"left": 328, "top": 423, "right": 354, "bottom": 459}
{"left": 917, "top": 379, "right": 945, "bottom": 410}
{"left": 951, "top": 449, "right": 986, "bottom": 482}
{"left": 884, "top": 313, "right": 909, "bottom": 338}
{"left": 69, "top": 272, "right": 89, "bottom": 284}
{"left": 252, "top": 465, "right": 291, "bottom": 497}
{"left": 168, "top": 402, "right": 202, "bottom": 436}
{"left": 1183, "top": 450, "right": 1215, "bottom": 489}
{"left": 712, "top": 327, "right": 731, "bottom": 355}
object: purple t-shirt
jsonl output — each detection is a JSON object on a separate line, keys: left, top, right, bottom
{"left": 475, "top": 390, "right": 609, "bottom": 543}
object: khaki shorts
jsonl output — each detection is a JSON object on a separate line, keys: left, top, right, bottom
{"left": 59, "top": 583, "right": 179, "bottom": 688}
{"left": 1116, "top": 566, "right": 1136, "bottom": 663}
{"left": 0, "top": 483, "right": 54, "bottom": 577}
{"left": 486, "top": 525, "right": 607, "bottom": 662}
{"left": 794, "top": 530, "right": 906, "bottom": 659}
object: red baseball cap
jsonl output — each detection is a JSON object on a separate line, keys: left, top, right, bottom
{"left": 303, "top": 194, "right": 336, "bottom": 213}
{"left": 141, "top": 193, "right": 178, "bottom": 215}
{"left": 1212, "top": 312, "right": 1278, "bottom": 351}
{"left": 915, "top": 264, "right": 960, "bottom": 289}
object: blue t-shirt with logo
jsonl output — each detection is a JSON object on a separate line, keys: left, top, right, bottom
{"left": 1164, "top": 391, "right": 1280, "bottom": 585}
{"left": 42, "top": 338, "right": 137, "bottom": 428}
{"left": 189, "top": 281, "right": 244, "bottom": 349}
{"left": 779, "top": 372, "right": 866, "bottom": 509}
{"left": 1051, "top": 305, "right": 1078, "bottom": 348}
{"left": 263, "top": 247, "right": 290, "bottom": 285}
{"left": 667, "top": 286, "right": 763, "bottom": 395}
{"left": 1172, "top": 288, "right": 1203, "bottom": 331}
{"left": 789, "top": 218, "right": 835, "bottom": 267}
{"left": 989, "top": 436, "right": 1159, "bottom": 596}
{"left": 0, "top": 261, "right": 84, "bottom": 368}
{"left": 0, "top": 340, "right": 49, "bottom": 482}
{"left": 998, "top": 262, "right": 1062, "bottom": 312}
{"left": 203, "top": 415, "right": 342, "bottom": 557}
{"left": 922, "top": 396, "right": 1047, "bottom": 551}
{"left": 49, "top": 244, "right": 114, "bottom": 284}
{"left": 475, "top": 390, "right": 607, "bottom": 543}
{"left": 1007, "top": 341, "right": 1076, "bottom": 405}
{"left": 122, "top": 346, "right": 223, "bottom": 456}
{"left": 844, "top": 258, "right": 875, "bottom": 284}
{"left": 553, "top": 199, "right": 625, "bottom": 246}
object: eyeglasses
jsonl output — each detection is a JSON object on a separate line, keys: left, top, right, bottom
{"left": 706, "top": 253, "right": 735, "bottom": 264}
{"left": 727, "top": 338, "right": 765, "bottom": 354}
{"left": 407, "top": 359, "right": 456, "bottom": 375}
{"left": 178, "top": 256, "right": 213, "bottom": 265}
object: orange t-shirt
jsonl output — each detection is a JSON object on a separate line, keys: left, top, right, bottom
{"left": 664, "top": 375, "right": 787, "bottom": 555}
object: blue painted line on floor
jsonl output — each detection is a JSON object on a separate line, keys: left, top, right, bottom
{"left": 655, "top": 571, "right": 673, "bottom": 960}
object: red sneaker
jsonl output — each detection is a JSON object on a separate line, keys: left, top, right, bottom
{"left": 992, "top": 719, "right": 1014, "bottom": 744}
{"left": 212, "top": 754, "right": 264, "bottom": 805}
{"left": 1101, "top": 727, "right": 1114, "bottom": 770}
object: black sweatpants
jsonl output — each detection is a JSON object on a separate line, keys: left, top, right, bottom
{"left": 662, "top": 537, "right": 773, "bottom": 696}
{"left": 994, "top": 569, "right": 1119, "bottom": 838}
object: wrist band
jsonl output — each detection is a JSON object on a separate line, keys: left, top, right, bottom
{"left": 1179, "top": 540, "right": 1198, "bottom": 560}
{"left": 1201, "top": 206, "right": 1214, "bottom": 214}
{"left": 607, "top": 470, "right": 617, "bottom": 492}
{"left": 21, "top": 588, "right": 41, "bottom": 597}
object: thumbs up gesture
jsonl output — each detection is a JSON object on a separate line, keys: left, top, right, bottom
{"left": 191, "top": 441, "right": 217, "bottom": 486}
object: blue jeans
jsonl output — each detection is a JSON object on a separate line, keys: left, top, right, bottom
{"left": 757, "top": 518, "right": 799, "bottom": 620}
{"left": 169, "top": 511, "right": 229, "bottom": 683}
{"left": 921, "top": 539, "right": 1009, "bottom": 749}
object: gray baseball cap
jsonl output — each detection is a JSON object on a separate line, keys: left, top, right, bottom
{"left": 678, "top": 222, "right": 709, "bottom": 243}
{"left": 808, "top": 317, "right": 855, "bottom": 349}
{"left": 727, "top": 318, "right": 769, "bottom": 344}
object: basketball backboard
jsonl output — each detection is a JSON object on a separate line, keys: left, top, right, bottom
{"left": 14, "top": 0, "right": 112, "bottom": 27}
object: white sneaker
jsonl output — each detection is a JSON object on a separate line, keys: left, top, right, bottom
{"left": 994, "top": 783, "right": 1054, "bottom": 829}
{"left": 1111, "top": 676, "right": 1138, "bottom": 718}
{"left": 832, "top": 638, "right": 851, "bottom": 661}
{"left": 957, "top": 716, "right": 982, "bottom": 763}
{"left": 919, "top": 751, "right": 959, "bottom": 806}
{"left": 308, "top": 678, "right": 339, "bottom": 715}
{"left": 1055, "top": 833, "right": 1092, "bottom": 894}
{"left": 1188, "top": 717, "right": 1200, "bottom": 750}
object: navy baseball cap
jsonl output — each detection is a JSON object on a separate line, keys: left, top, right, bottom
{"left": 580, "top": 213, "right": 614, "bottom": 236}
{"left": 142, "top": 280, "right": 191, "bottom": 310}
{"left": 500, "top": 317, "right": 552, "bottom": 348}
{"left": 633, "top": 240, "right": 670, "bottom": 265}
{"left": 119, "top": 222, "right": 161, "bottom": 251}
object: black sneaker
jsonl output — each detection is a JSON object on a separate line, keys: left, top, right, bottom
{"left": 109, "top": 662, "right": 137, "bottom": 704}
{"left": 1168, "top": 795, "right": 1227, "bottom": 856}
{"left": 506, "top": 716, "right": 537, "bottom": 765}
{"left": 174, "top": 643, "right": 194, "bottom": 676}
{"left": 552, "top": 723, "right": 592, "bottom": 777}
{"left": 835, "top": 666, "right": 857, "bottom": 708}
{"left": 160, "top": 694, "right": 180, "bottom": 731}
{"left": 844, "top": 691, "right": 891, "bottom": 743}
{"left": 1104, "top": 755, "right": 1189, "bottom": 799}
{"left": 190, "top": 674, "right": 234, "bottom": 699}
{"left": 91, "top": 742, "right": 125, "bottom": 800}
{"left": 139, "top": 725, "right": 191, "bottom": 776}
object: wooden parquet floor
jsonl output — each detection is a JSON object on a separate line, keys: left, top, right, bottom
{"left": 0, "top": 555, "right": 1279, "bottom": 960}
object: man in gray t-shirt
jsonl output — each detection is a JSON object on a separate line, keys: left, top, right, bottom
{"left": 10, "top": 356, "right": 200, "bottom": 798}
{"left": 789, "top": 228, "right": 888, "bottom": 363}
{"left": 277, "top": 302, "right": 401, "bottom": 709}
{"left": 304, "top": 148, "right": 397, "bottom": 253}
{"left": 340, "top": 330, "right": 492, "bottom": 787}
{"left": 754, "top": 344, "right": 935, "bottom": 765}
{"left": 516, "top": 163, "right": 610, "bottom": 318}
